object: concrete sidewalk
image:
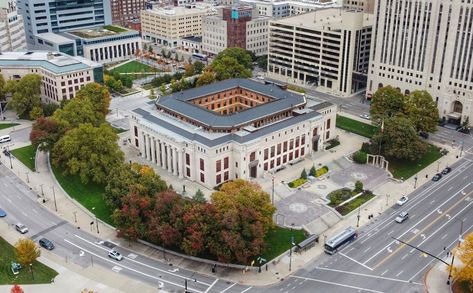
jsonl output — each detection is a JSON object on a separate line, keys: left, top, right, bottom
{"left": 1, "top": 114, "right": 463, "bottom": 291}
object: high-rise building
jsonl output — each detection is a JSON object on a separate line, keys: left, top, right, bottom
{"left": 240, "top": 0, "right": 340, "bottom": 18}
{"left": 343, "top": 0, "right": 374, "bottom": 14}
{"left": 17, "top": 0, "right": 112, "bottom": 45}
{"left": 202, "top": 5, "right": 269, "bottom": 56}
{"left": 111, "top": 0, "right": 145, "bottom": 28}
{"left": 0, "top": 0, "right": 27, "bottom": 52}
{"left": 267, "top": 9, "right": 372, "bottom": 96}
{"left": 367, "top": 0, "right": 473, "bottom": 125}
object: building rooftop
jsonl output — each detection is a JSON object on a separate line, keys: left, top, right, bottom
{"left": 273, "top": 8, "right": 372, "bottom": 28}
{"left": 68, "top": 25, "right": 130, "bottom": 39}
{"left": 36, "top": 32, "right": 74, "bottom": 44}
{"left": 0, "top": 51, "right": 101, "bottom": 74}
{"left": 144, "top": 4, "right": 217, "bottom": 16}
{"left": 241, "top": 0, "right": 340, "bottom": 7}
{"left": 182, "top": 36, "right": 203, "bottom": 43}
{"left": 156, "top": 78, "right": 307, "bottom": 128}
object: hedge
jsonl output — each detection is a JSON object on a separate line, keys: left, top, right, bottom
{"left": 315, "top": 166, "right": 329, "bottom": 177}
{"left": 288, "top": 178, "right": 307, "bottom": 188}
{"left": 353, "top": 151, "right": 367, "bottom": 164}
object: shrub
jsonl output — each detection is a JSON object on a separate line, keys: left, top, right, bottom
{"left": 301, "top": 169, "right": 307, "bottom": 179}
{"left": 353, "top": 151, "right": 367, "bottom": 164}
{"left": 328, "top": 188, "right": 353, "bottom": 206}
{"left": 315, "top": 166, "right": 329, "bottom": 177}
{"left": 309, "top": 165, "right": 316, "bottom": 177}
{"left": 326, "top": 139, "right": 340, "bottom": 150}
{"left": 288, "top": 178, "right": 307, "bottom": 188}
{"left": 354, "top": 180, "right": 363, "bottom": 193}
{"left": 361, "top": 142, "right": 372, "bottom": 153}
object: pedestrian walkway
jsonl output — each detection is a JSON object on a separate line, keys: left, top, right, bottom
{"left": 1, "top": 113, "right": 463, "bottom": 291}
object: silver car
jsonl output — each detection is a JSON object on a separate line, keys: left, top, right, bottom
{"left": 108, "top": 250, "right": 123, "bottom": 261}
{"left": 15, "top": 223, "right": 28, "bottom": 234}
{"left": 395, "top": 212, "right": 409, "bottom": 223}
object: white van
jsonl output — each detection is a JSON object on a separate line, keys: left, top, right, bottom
{"left": 0, "top": 135, "right": 11, "bottom": 143}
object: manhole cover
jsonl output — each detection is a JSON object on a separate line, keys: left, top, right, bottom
{"left": 317, "top": 184, "right": 327, "bottom": 189}
{"left": 351, "top": 172, "right": 367, "bottom": 180}
{"left": 288, "top": 203, "right": 308, "bottom": 213}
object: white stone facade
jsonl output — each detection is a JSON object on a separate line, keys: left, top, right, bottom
{"left": 0, "top": 0, "right": 26, "bottom": 52}
{"left": 367, "top": 0, "right": 473, "bottom": 125}
{"left": 83, "top": 36, "right": 142, "bottom": 64}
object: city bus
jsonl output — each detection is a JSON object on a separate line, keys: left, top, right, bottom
{"left": 324, "top": 226, "right": 357, "bottom": 255}
{"left": 192, "top": 53, "right": 208, "bottom": 61}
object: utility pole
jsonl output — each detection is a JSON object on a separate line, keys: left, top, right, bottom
{"left": 356, "top": 207, "right": 361, "bottom": 227}
{"left": 7, "top": 146, "right": 12, "bottom": 169}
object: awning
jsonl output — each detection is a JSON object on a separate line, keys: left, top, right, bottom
{"left": 447, "top": 112, "right": 462, "bottom": 120}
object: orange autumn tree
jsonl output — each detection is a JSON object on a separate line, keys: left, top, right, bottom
{"left": 452, "top": 232, "right": 473, "bottom": 290}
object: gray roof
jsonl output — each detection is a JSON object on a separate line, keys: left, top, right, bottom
{"left": 156, "top": 79, "right": 306, "bottom": 128}
{"left": 134, "top": 107, "right": 321, "bottom": 148}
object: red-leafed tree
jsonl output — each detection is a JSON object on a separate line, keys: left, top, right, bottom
{"left": 180, "top": 203, "right": 216, "bottom": 256}
{"left": 112, "top": 192, "right": 152, "bottom": 242}
{"left": 29, "top": 117, "right": 62, "bottom": 152}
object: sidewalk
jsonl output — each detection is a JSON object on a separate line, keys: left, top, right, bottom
{"left": 424, "top": 258, "right": 454, "bottom": 293}
{"left": 2, "top": 113, "right": 466, "bottom": 290}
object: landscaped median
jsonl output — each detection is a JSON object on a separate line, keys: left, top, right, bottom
{"left": 10, "top": 145, "right": 37, "bottom": 171}
{"left": 327, "top": 182, "right": 375, "bottom": 216}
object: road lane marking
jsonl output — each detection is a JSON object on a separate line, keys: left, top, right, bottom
{"left": 21, "top": 211, "right": 27, "bottom": 217}
{"left": 220, "top": 283, "right": 236, "bottom": 293}
{"left": 204, "top": 279, "right": 219, "bottom": 293}
{"left": 112, "top": 266, "right": 122, "bottom": 273}
{"left": 339, "top": 252, "right": 373, "bottom": 271}
{"left": 240, "top": 287, "right": 253, "bottom": 293}
{"left": 63, "top": 239, "right": 204, "bottom": 293}
{"left": 6, "top": 197, "right": 11, "bottom": 203}
{"left": 314, "top": 267, "right": 420, "bottom": 285}
{"left": 363, "top": 187, "right": 473, "bottom": 266}
{"left": 372, "top": 190, "right": 473, "bottom": 269}
{"left": 441, "top": 234, "right": 448, "bottom": 240}
{"left": 401, "top": 254, "right": 408, "bottom": 260}
{"left": 73, "top": 234, "right": 212, "bottom": 286}
{"left": 430, "top": 200, "right": 435, "bottom": 204}
{"left": 363, "top": 247, "right": 372, "bottom": 253}
{"left": 448, "top": 186, "right": 453, "bottom": 191}
{"left": 395, "top": 271, "right": 403, "bottom": 277}
{"left": 387, "top": 230, "right": 394, "bottom": 235}
{"left": 290, "top": 275, "right": 383, "bottom": 293}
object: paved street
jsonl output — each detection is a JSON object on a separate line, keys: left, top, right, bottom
{"left": 260, "top": 156, "right": 473, "bottom": 293}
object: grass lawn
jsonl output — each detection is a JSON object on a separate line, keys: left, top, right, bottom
{"left": 51, "top": 165, "right": 114, "bottom": 225}
{"left": 0, "top": 237, "right": 58, "bottom": 285}
{"left": 260, "top": 226, "right": 307, "bottom": 263}
{"left": 0, "top": 123, "right": 19, "bottom": 130}
{"left": 103, "top": 25, "right": 127, "bottom": 33}
{"left": 10, "top": 145, "right": 37, "bottom": 171}
{"left": 111, "top": 61, "right": 155, "bottom": 74}
{"left": 388, "top": 144, "right": 444, "bottom": 179}
{"left": 336, "top": 115, "right": 378, "bottom": 138}
{"left": 335, "top": 192, "right": 376, "bottom": 216}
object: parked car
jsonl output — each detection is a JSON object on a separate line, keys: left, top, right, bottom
{"left": 397, "top": 196, "right": 409, "bottom": 206}
{"left": 0, "top": 208, "right": 6, "bottom": 217}
{"left": 108, "top": 250, "right": 123, "bottom": 261}
{"left": 418, "top": 131, "right": 429, "bottom": 139}
{"left": 432, "top": 173, "right": 442, "bottom": 181}
{"left": 442, "top": 167, "right": 452, "bottom": 175}
{"left": 15, "top": 223, "right": 28, "bottom": 234}
{"left": 359, "top": 113, "right": 371, "bottom": 120}
{"left": 395, "top": 212, "right": 409, "bottom": 223}
{"left": 256, "top": 75, "right": 265, "bottom": 80}
{"left": 39, "top": 238, "right": 54, "bottom": 250}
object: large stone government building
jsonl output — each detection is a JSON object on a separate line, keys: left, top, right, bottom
{"left": 130, "top": 79, "right": 336, "bottom": 189}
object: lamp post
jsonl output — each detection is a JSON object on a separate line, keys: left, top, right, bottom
{"left": 356, "top": 207, "right": 361, "bottom": 227}
{"left": 40, "top": 184, "right": 44, "bottom": 196}
{"left": 414, "top": 175, "right": 418, "bottom": 189}
{"left": 29, "top": 263, "right": 34, "bottom": 280}
{"left": 460, "top": 140, "right": 464, "bottom": 157}
{"left": 437, "top": 161, "right": 441, "bottom": 172}
{"left": 386, "top": 194, "right": 390, "bottom": 206}
{"left": 51, "top": 186, "right": 57, "bottom": 212}
{"left": 289, "top": 223, "right": 294, "bottom": 271}
{"left": 25, "top": 171, "right": 29, "bottom": 183}
{"left": 73, "top": 211, "right": 77, "bottom": 223}
{"left": 92, "top": 207, "right": 99, "bottom": 234}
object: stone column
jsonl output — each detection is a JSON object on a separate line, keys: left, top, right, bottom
{"left": 178, "top": 149, "right": 183, "bottom": 179}
{"left": 157, "top": 140, "right": 162, "bottom": 167}
{"left": 172, "top": 148, "right": 178, "bottom": 176}
{"left": 141, "top": 133, "right": 147, "bottom": 158}
{"left": 167, "top": 144, "right": 172, "bottom": 173}
{"left": 151, "top": 138, "right": 156, "bottom": 164}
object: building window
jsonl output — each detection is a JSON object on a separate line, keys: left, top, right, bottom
{"left": 283, "top": 154, "right": 287, "bottom": 163}
{"left": 327, "top": 119, "right": 331, "bottom": 129}
{"left": 277, "top": 143, "right": 281, "bottom": 155}
{"left": 326, "top": 131, "right": 330, "bottom": 139}
{"left": 224, "top": 171, "right": 229, "bottom": 181}
{"left": 216, "top": 174, "right": 221, "bottom": 184}
{"left": 134, "top": 126, "right": 138, "bottom": 137}
{"left": 301, "top": 135, "right": 305, "bottom": 145}
{"left": 250, "top": 152, "right": 256, "bottom": 161}
{"left": 186, "top": 167, "right": 190, "bottom": 177}
{"left": 295, "top": 149, "right": 299, "bottom": 158}
{"left": 186, "top": 153, "right": 190, "bottom": 165}
{"left": 283, "top": 141, "right": 287, "bottom": 152}
{"left": 289, "top": 139, "right": 294, "bottom": 150}
{"left": 301, "top": 147, "right": 305, "bottom": 156}
{"left": 200, "top": 173, "right": 205, "bottom": 183}
{"left": 216, "top": 160, "right": 221, "bottom": 172}
{"left": 200, "top": 158, "right": 204, "bottom": 171}
{"left": 224, "top": 157, "right": 229, "bottom": 169}
{"left": 295, "top": 136, "right": 299, "bottom": 147}
{"left": 264, "top": 162, "right": 268, "bottom": 170}
{"left": 264, "top": 148, "right": 269, "bottom": 160}
{"left": 270, "top": 146, "right": 275, "bottom": 157}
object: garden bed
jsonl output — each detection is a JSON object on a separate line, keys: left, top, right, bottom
{"left": 327, "top": 188, "right": 357, "bottom": 207}
{"left": 0, "top": 123, "right": 19, "bottom": 130}
{"left": 335, "top": 191, "right": 375, "bottom": 216}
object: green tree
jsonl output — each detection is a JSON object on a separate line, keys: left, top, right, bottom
{"left": 354, "top": 181, "right": 363, "bottom": 193}
{"left": 192, "top": 189, "right": 206, "bottom": 203}
{"left": 196, "top": 70, "right": 216, "bottom": 87}
{"left": 184, "top": 63, "right": 195, "bottom": 77}
{"left": 52, "top": 123, "right": 124, "bottom": 184}
{"left": 7, "top": 74, "right": 42, "bottom": 119}
{"left": 301, "top": 169, "right": 307, "bottom": 179}
{"left": 15, "top": 238, "right": 40, "bottom": 267}
{"left": 404, "top": 90, "right": 439, "bottom": 133}
{"left": 149, "top": 88, "right": 157, "bottom": 99}
{"left": 370, "top": 86, "right": 405, "bottom": 121}
{"left": 52, "top": 97, "right": 105, "bottom": 129}
{"left": 75, "top": 83, "right": 111, "bottom": 115}
{"left": 213, "top": 47, "right": 253, "bottom": 70}
{"left": 159, "top": 84, "right": 166, "bottom": 94}
{"left": 212, "top": 56, "right": 252, "bottom": 80}
{"left": 29, "top": 106, "right": 44, "bottom": 120}
{"left": 104, "top": 163, "right": 136, "bottom": 209}
{"left": 0, "top": 74, "right": 6, "bottom": 100}
{"left": 41, "top": 102, "right": 59, "bottom": 117}
{"left": 193, "top": 61, "right": 205, "bottom": 74}
{"left": 371, "top": 115, "right": 428, "bottom": 161}
{"left": 309, "top": 165, "right": 316, "bottom": 177}
{"left": 256, "top": 55, "right": 268, "bottom": 71}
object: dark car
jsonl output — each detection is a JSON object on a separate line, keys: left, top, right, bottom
{"left": 442, "top": 167, "right": 452, "bottom": 175}
{"left": 432, "top": 173, "right": 442, "bottom": 181}
{"left": 419, "top": 131, "right": 429, "bottom": 139}
{"left": 39, "top": 238, "right": 54, "bottom": 250}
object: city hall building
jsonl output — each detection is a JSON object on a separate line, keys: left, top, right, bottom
{"left": 129, "top": 79, "right": 336, "bottom": 189}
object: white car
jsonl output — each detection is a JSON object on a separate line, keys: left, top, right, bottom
{"left": 108, "top": 250, "right": 123, "bottom": 261}
{"left": 359, "top": 113, "right": 371, "bottom": 120}
{"left": 256, "top": 75, "right": 264, "bottom": 80}
{"left": 15, "top": 223, "right": 28, "bottom": 234}
{"left": 395, "top": 212, "right": 409, "bottom": 223}
{"left": 397, "top": 196, "right": 409, "bottom": 206}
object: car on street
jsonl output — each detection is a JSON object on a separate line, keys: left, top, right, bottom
{"left": 108, "top": 250, "right": 123, "bottom": 261}
{"left": 256, "top": 75, "right": 264, "bottom": 80}
{"left": 432, "top": 173, "right": 443, "bottom": 181}
{"left": 0, "top": 208, "right": 6, "bottom": 217}
{"left": 39, "top": 238, "right": 54, "bottom": 250}
{"left": 397, "top": 196, "right": 409, "bottom": 206}
{"left": 359, "top": 113, "right": 371, "bottom": 120}
{"left": 15, "top": 223, "right": 28, "bottom": 234}
{"left": 395, "top": 212, "right": 409, "bottom": 223}
{"left": 442, "top": 167, "right": 452, "bottom": 175}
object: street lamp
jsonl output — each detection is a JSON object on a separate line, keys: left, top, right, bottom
{"left": 437, "top": 161, "right": 441, "bottom": 172}
{"left": 91, "top": 207, "right": 99, "bottom": 234}
{"left": 6, "top": 146, "right": 12, "bottom": 169}
{"left": 271, "top": 175, "right": 275, "bottom": 205}
{"left": 73, "top": 211, "right": 77, "bottom": 223}
{"left": 289, "top": 223, "right": 295, "bottom": 271}
{"left": 29, "top": 263, "right": 34, "bottom": 280}
{"left": 447, "top": 220, "right": 464, "bottom": 285}
{"left": 184, "top": 272, "right": 197, "bottom": 293}
{"left": 385, "top": 194, "right": 390, "bottom": 206}
{"left": 25, "top": 171, "right": 29, "bottom": 183}
{"left": 356, "top": 207, "right": 361, "bottom": 227}
{"left": 414, "top": 175, "right": 418, "bottom": 189}
{"left": 40, "top": 184, "right": 44, "bottom": 196}
{"left": 51, "top": 186, "right": 57, "bottom": 212}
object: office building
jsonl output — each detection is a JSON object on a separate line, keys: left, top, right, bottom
{"left": 0, "top": 51, "right": 102, "bottom": 103}
{"left": 367, "top": 0, "right": 473, "bottom": 125}
{"left": 16, "top": 0, "right": 112, "bottom": 45}
{"left": 343, "top": 0, "right": 374, "bottom": 14}
{"left": 240, "top": 0, "right": 340, "bottom": 18}
{"left": 111, "top": 0, "right": 145, "bottom": 28}
{"left": 0, "top": 0, "right": 26, "bottom": 52}
{"left": 34, "top": 25, "right": 142, "bottom": 64}
{"left": 267, "top": 9, "right": 372, "bottom": 96}
{"left": 129, "top": 78, "right": 336, "bottom": 189}
{"left": 141, "top": 4, "right": 217, "bottom": 47}
{"left": 202, "top": 5, "right": 269, "bottom": 56}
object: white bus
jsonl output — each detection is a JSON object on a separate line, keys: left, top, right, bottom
{"left": 324, "top": 226, "right": 357, "bottom": 255}
{"left": 192, "top": 53, "right": 208, "bottom": 61}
